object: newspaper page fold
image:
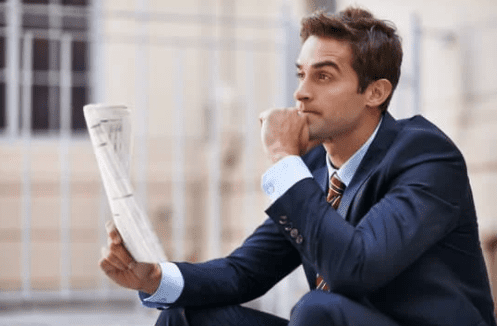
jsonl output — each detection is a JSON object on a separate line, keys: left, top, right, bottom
{"left": 84, "top": 104, "right": 167, "bottom": 263}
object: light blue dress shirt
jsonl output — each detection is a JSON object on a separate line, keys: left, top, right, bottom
{"left": 141, "top": 118, "right": 382, "bottom": 307}
{"left": 140, "top": 261, "right": 184, "bottom": 307}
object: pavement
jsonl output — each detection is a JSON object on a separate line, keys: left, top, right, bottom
{"left": 0, "top": 310, "right": 159, "bottom": 326}
{"left": 0, "top": 296, "right": 160, "bottom": 326}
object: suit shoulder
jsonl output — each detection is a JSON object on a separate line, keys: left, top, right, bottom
{"left": 395, "top": 115, "right": 463, "bottom": 157}
{"left": 398, "top": 115, "right": 451, "bottom": 139}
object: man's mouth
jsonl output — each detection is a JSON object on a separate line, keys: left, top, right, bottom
{"left": 300, "top": 110, "right": 318, "bottom": 115}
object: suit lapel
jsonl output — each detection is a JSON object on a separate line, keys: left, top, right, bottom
{"left": 302, "top": 145, "right": 328, "bottom": 193}
{"left": 338, "top": 112, "right": 400, "bottom": 219}
{"left": 313, "top": 165, "right": 328, "bottom": 193}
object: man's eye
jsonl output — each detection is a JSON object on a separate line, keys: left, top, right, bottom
{"left": 319, "top": 73, "right": 330, "bottom": 80}
{"left": 296, "top": 72, "right": 304, "bottom": 79}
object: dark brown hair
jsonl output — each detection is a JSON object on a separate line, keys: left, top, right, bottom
{"left": 300, "top": 7, "right": 403, "bottom": 111}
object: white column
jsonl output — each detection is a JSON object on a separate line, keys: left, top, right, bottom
{"left": 411, "top": 13, "right": 422, "bottom": 116}
{"left": 21, "top": 31, "right": 33, "bottom": 299}
{"left": 173, "top": 49, "right": 186, "bottom": 261}
{"left": 48, "top": 2, "right": 62, "bottom": 132}
{"left": 90, "top": 0, "right": 106, "bottom": 105}
{"left": 243, "top": 48, "right": 257, "bottom": 237}
{"left": 6, "top": 0, "right": 21, "bottom": 140}
{"left": 90, "top": 0, "right": 111, "bottom": 293}
{"left": 134, "top": 0, "right": 149, "bottom": 209}
{"left": 59, "top": 33, "right": 73, "bottom": 297}
{"left": 206, "top": 46, "right": 222, "bottom": 259}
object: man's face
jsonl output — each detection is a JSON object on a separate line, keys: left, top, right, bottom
{"left": 294, "top": 35, "right": 370, "bottom": 143}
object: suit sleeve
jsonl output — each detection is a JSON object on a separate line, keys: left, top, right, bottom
{"left": 265, "top": 127, "right": 468, "bottom": 298}
{"left": 168, "top": 218, "right": 301, "bottom": 308}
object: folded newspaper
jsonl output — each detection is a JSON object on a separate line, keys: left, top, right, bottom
{"left": 84, "top": 104, "right": 167, "bottom": 263}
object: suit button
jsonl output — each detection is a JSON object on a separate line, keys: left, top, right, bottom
{"left": 290, "top": 228, "right": 299, "bottom": 238}
{"left": 279, "top": 216, "right": 288, "bottom": 225}
{"left": 296, "top": 235, "right": 303, "bottom": 244}
{"left": 284, "top": 223, "right": 292, "bottom": 232}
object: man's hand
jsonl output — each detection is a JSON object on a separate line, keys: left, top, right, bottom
{"left": 259, "top": 108, "right": 320, "bottom": 163}
{"left": 99, "top": 221, "right": 162, "bottom": 295}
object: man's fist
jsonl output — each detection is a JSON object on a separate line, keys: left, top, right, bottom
{"left": 260, "top": 108, "right": 319, "bottom": 163}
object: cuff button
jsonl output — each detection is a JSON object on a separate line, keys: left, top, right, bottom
{"left": 266, "top": 184, "right": 275, "bottom": 195}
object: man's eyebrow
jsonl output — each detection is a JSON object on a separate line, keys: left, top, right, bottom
{"left": 312, "top": 60, "right": 340, "bottom": 71}
{"left": 295, "top": 60, "right": 340, "bottom": 72}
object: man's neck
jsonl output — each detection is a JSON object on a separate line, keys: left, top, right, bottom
{"left": 323, "top": 112, "right": 382, "bottom": 168}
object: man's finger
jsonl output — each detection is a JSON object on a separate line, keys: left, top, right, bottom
{"left": 99, "top": 257, "right": 116, "bottom": 275}
{"left": 101, "top": 238, "right": 136, "bottom": 270}
{"left": 101, "top": 244, "right": 128, "bottom": 271}
{"left": 109, "top": 249, "right": 131, "bottom": 270}
{"left": 105, "top": 220, "right": 122, "bottom": 244}
{"left": 110, "top": 240, "right": 137, "bottom": 268}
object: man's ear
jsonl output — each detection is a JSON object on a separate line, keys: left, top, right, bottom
{"left": 365, "top": 79, "right": 392, "bottom": 108}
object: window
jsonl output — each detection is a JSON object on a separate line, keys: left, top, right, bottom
{"left": 0, "top": 0, "right": 90, "bottom": 136}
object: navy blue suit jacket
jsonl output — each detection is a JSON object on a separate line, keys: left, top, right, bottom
{"left": 171, "top": 113, "right": 496, "bottom": 325}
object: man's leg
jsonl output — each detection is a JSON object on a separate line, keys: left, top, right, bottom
{"left": 289, "top": 291, "right": 400, "bottom": 326}
{"left": 155, "top": 305, "right": 289, "bottom": 326}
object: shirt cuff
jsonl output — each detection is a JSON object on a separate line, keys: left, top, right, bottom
{"left": 140, "top": 262, "right": 184, "bottom": 306}
{"left": 261, "top": 155, "right": 313, "bottom": 202}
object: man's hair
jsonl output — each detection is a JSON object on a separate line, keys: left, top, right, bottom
{"left": 300, "top": 7, "right": 403, "bottom": 111}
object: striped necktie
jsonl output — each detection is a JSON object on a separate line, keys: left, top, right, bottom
{"left": 316, "top": 172, "right": 346, "bottom": 291}
{"left": 326, "top": 172, "right": 346, "bottom": 209}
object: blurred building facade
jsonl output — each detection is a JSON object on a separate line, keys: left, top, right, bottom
{"left": 1, "top": 0, "right": 497, "bottom": 318}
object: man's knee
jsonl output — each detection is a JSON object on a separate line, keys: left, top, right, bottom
{"left": 290, "top": 291, "right": 347, "bottom": 326}
{"left": 155, "top": 307, "right": 189, "bottom": 326}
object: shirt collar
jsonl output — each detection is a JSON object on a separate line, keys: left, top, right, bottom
{"left": 326, "top": 116, "right": 383, "bottom": 186}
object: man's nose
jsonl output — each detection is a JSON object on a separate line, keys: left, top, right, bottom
{"left": 294, "top": 81, "right": 311, "bottom": 102}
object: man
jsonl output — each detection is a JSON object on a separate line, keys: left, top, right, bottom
{"left": 100, "top": 7, "right": 497, "bottom": 325}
